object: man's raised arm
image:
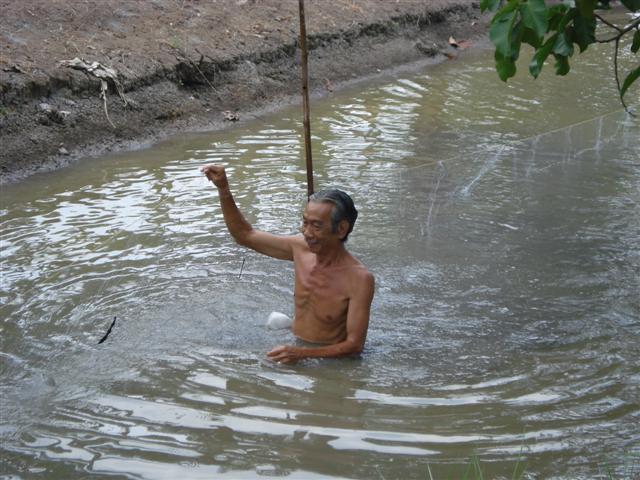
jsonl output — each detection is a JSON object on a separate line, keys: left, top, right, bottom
{"left": 201, "top": 164, "right": 297, "bottom": 260}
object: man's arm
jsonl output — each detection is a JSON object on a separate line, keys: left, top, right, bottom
{"left": 201, "top": 164, "right": 299, "bottom": 260}
{"left": 267, "top": 271, "right": 375, "bottom": 363}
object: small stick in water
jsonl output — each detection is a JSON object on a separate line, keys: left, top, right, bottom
{"left": 238, "top": 258, "right": 246, "bottom": 279}
{"left": 98, "top": 316, "right": 117, "bottom": 344}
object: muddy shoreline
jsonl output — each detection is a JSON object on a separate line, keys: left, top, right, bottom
{"left": 0, "top": 1, "right": 488, "bottom": 185}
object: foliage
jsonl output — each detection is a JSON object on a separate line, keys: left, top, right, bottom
{"left": 426, "top": 450, "right": 527, "bottom": 480}
{"left": 480, "top": 0, "right": 640, "bottom": 113}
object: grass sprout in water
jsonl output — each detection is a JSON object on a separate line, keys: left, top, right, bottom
{"left": 422, "top": 450, "right": 639, "bottom": 480}
{"left": 600, "top": 450, "right": 640, "bottom": 480}
{"left": 428, "top": 451, "right": 526, "bottom": 480}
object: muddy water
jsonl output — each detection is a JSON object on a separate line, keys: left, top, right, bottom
{"left": 1, "top": 40, "right": 639, "bottom": 479}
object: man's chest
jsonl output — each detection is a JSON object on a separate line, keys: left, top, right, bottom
{"left": 294, "top": 266, "right": 350, "bottom": 313}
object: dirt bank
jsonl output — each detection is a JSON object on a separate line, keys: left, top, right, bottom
{"left": 0, "top": 0, "right": 488, "bottom": 184}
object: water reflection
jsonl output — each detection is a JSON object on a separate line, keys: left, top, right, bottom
{"left": 1, "top": 40, "right": 639, "bottom": 479}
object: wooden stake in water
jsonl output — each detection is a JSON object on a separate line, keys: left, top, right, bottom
{"left": 298, "top": 0, "right": 314, "bottom": 197}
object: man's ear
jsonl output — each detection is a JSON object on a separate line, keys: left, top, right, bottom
{"left": 337, "top": 219, "right": 349, "bottom": 240}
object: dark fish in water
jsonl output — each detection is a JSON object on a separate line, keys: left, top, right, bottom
{"left": 98, "top": 316, "right": 117, "bottom": 344}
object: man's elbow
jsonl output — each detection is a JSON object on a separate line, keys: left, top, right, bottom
{"left": 230, "top": 228, "right": 254, "bottom": 247}
{"left": 343, "top": 338, "right": 365, "bottom": 356}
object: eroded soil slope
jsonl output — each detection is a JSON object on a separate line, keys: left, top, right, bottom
{"left": 0, "top": 0, "right": 487, "bottom": 183}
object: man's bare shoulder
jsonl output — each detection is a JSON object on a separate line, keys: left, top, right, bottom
{"left": 345, "top": 255, "right": 374, "bottom": 282}
{"left": 289, "top": 234, "right": 309, "bottom": 251}
{"left": 346, "top": 259, "right": 374, "bottom": 303}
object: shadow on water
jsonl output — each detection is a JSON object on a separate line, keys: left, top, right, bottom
{"left": 1, "top": 38, "right": 639, "bottom": 479}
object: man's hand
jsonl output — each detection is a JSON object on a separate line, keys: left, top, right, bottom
{"left": 201, "top": 164, "right": 229, "bottom": 189}
{"left": 267, "top": 345, "right": 302, "bottom": 364}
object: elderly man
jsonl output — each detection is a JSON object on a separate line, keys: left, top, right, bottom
{"left": 201, "top": 164, "right": 374, "bottom": 363}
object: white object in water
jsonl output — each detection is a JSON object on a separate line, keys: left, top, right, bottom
{"left": 266, "top": 311, "right": 293, "bottom": 329}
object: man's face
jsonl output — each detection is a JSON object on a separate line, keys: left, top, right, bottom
{"left": 301, "top": 201, "right": 341, "bottom": 253}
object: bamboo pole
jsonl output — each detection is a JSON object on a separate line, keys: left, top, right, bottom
{"left": 298, "top": 0, "right": 314, "bottom": 197}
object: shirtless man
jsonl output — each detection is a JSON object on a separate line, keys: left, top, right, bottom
{"left": 201, "top": 164, "right": 375, "bottom": 364}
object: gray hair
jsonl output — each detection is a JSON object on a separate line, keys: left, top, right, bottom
{"left": 308, "top": 189, "right": 358, "bottom": 242}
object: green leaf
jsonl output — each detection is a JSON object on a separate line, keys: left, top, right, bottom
{"left": 620, "top": 0, "right": 640, "bottom": 12}
{"left": 554, "top": 54, "right": 571, "bottom": 75}
{"left": 522, "top": 24, "right": 542, "bottom": 48}
{"left": 571, "top": 14, "right": 597, "bottom": 52}
{"left": 548, "top": 4, "right": 571, "bottom": 30}
{"left": 520, "top": 0, "right": 548, "bottom": 41}
{"left": 621, "top": 65, "right": 640, "bottom": 99}
{"left": 511, "top": 22, "right": 524, "bottom": 62}
{"left": 554, "top": 31, "right": 575, "bottom": 57}
{"left": 496, "top": 50, "right": 517, "bottom": 81}
{"left": 490, "top": 3, "right": 519, "bottom": 58}
{"left": 481, "top": 0, "right": 502, "bottom": 12}
{"left": 558, "top": 8, "right": 577, "bottom": 31}
{"left": 529, "top": 33, "right": 557, "bottom": 78}
{"left": 575, "top": 0, "right": 597, "bottom": 18}
{"left": 632, "top": 30, "right": 640, "bottom": 54}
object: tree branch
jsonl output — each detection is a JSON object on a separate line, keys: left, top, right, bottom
{"left": 613, "top": 35, "right": 635, "bottom": 116}
{"left": 596, "top": 15, "right": 640, "bottom": 43}
{"left": 595, "top": 13, "right": 623, "bottom": 33}
{"left": 592, "top": 13, "right": 638, "bottom": 115}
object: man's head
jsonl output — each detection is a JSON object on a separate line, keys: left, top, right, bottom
{"left": 307, "top": 189, "right": 358, "bottom": 242}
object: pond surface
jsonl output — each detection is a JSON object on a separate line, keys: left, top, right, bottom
{"left": 1, "top": 34, "right": 639, "bottom": 479}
